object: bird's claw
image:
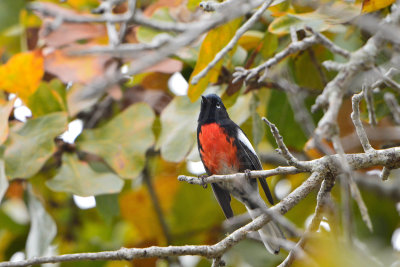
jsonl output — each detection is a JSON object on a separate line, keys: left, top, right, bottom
{"left": 244, "top": 169, "right": 251, "bottom": 180}
{"left": 198, "top": 174, "right": 208, "bottom": 188}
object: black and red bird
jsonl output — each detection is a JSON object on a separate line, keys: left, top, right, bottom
{"left": 197, "top": 94, "right": 284, "bottom": 254}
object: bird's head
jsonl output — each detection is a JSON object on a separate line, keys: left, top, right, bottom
{"left": 198, "top": 94, "right": 230, "bottom": 124}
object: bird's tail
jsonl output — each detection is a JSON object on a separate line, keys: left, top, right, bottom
{"left": 245, "top": 201, "right": 285, "bottom": 254}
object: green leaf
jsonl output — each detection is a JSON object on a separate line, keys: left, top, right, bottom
{"left": 0, "top": 98, "right": 15, "bottom": 145}
{"left": 26, "top": 184, "right": 57, "bottom": 258}
{"left": 188, "top": 18, "right": 242, "bottom": 102}
{"left": 4, "top": 112, "right": 68, "bottom": 179}
{"left": 96, "top": 194, "right": 120, "bottom": 225}
{"left": 266, "top": 90, "right": 307, "bottom": 150}
{"left": 260, "top": 31, "right": 278, "bottom": 59}
{"left": 0, "top": 160, "right": 8, "bottom": 204}
{"left": 27, "top": 79, "right": 67, "bottom": 117}
{"left": 0, "top": 0, "right": 25, "bottom": 54}
{"left": 171, "top": 182, "right": 224, "bottom": 244}
{"left": 157, "top": 96, "right": 199, "bottom": 163}
{"left": 46, "top": 154, "right": 124, "bottom": 196}
{"left": 0, "top": 0, "right": 25, "bottom": 33}
{"left": 76, "top": 103, "right": 155, "bottom": 178}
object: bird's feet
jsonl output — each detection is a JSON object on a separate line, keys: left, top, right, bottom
{"left": 198, "top": 174, "right": 208, "bottom": 188}
{"left": 244, "top": 169, "right": 252, "bottom": 180}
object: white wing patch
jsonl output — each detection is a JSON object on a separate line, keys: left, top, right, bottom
{"left": 237, "top": 129, "right": 257, "bottom": 155}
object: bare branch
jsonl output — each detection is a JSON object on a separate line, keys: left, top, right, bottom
{"left": 262, "top": 117, "right": 312, "bottom": 170}
{"left": 70, "top": 34, "right": 172, "bottom": 56}
{"left": 199, "top": 0, "right": 238, "bottom": 12}
{"left": 28, "top": 2, "right": 189, "bottom": 32}
{"left": 305, "top": 26, "right": 351, "bottom": 59}
{"left": 351, "top": 90, "right": 375, "bottom": 153}
{"left": 232, "top": 28, "right": 350, "bottom": 83}
{"left": 331, "top": 135, "right": 373, "bottom": 233}
{"left": 233, "top": 35, "right": 320, "bottom": 83}
{"left": 178, "top": 166, "right": 302, "bottom": 185}
{"left": 363, "top": 85, "right": 377, "bottom": 126}
{"left": 380, "top": 166, "right": 392, "bottom": 181}
{"left": 322, "top": 60, "right": 346, "bottom": 71}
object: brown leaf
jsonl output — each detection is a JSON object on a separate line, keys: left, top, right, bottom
{"left": 44, "top": 47, "right": 112, "bottom": 84}
{"left": 141, "top": 72, "right": 171, "bottom": 91}
{"left": 40, "top": 22, "right": 107, "bottom": 47}
{"left": 122, "top": 85, "right": 172, "bottom": 114}
{"left": 142, "top": 58, "right": 183, "bottom": 74}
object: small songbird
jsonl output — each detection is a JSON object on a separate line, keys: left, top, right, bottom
{"left": 197, "top": 94, "right": 284, "bottom": 254}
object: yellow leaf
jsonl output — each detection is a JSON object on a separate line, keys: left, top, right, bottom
{"left": 188, "top": 18, "right": 242, "bottom": 102}
{"left": 237, "top": 31, "right": 264, "bottom": 51}
{"left": 362, "top": 0, "right": 395, "bottom": 12}
{"left": 0, "top": 51, "right": 44, "bottom": 103}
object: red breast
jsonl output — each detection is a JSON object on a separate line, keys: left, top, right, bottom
{"left": 198, "top": 123, "right": 240, "bottom": 174}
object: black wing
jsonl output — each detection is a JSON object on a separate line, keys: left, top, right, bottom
{"left": 211, "top": 183, "right": 234, "bottom": 219}
{"left": 236, "top": 129, "right": 275, "bottom": 205}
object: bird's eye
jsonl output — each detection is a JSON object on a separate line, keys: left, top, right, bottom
{"left": 216, "top": 104, "right": 221, "bottom": 109}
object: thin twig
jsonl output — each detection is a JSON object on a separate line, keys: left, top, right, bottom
{"left": 70, "top": 34, "right": 171, "bottom": 56}
{"left": 305, "top": 26, "right": 351, "bottom": 59}
{"left": 351, "top": 89, "right": 375, "bottom": 153}
{"left": 363, "top": 85, "right": 377, "bottom": 126}
{"left": 262, "top": 117, "right": 312, "bottom": 170}
{"left": 384, "top": 92, "right": 400, "bottom": 124}
{"left": 233, "top": 35, "right": 320, "bottom": 83}
{"left": 331, "top": 135, "right": 373, "bottom": 233}
{"left": 28, "top": 2, "right": 189, "bottom": 32}
{"left": 380, "top": 166, "right": 392, "bottom": 181}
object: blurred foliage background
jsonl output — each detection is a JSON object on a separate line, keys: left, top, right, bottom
{"left": 0, "top": 0, "right": 400, "bottom": 266}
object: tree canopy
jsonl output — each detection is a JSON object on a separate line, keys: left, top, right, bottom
{"left": 1, "top": 0, "right": 400, "bottom": 266}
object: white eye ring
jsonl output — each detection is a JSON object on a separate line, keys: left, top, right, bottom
{"left": 216, "top": 104, "right": 221, "bottom": 109}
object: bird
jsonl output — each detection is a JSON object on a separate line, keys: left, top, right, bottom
{"left": 197, "top": 93, "right": 284, "bottom": 254}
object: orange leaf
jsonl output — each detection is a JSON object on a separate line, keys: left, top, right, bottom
{"left": 0, "top": 51, "right": 44, "bottom": 103}
{"left": 362, "top": 0, "right": 395, "bottom": 13}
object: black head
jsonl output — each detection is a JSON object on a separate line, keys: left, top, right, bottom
{"left": 198, "top": 94, "right": 230, "bottom": 124}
